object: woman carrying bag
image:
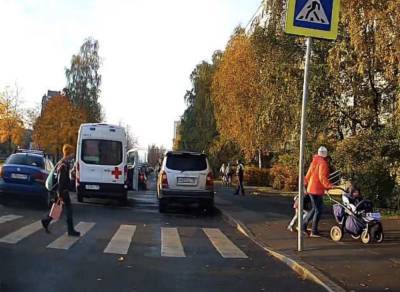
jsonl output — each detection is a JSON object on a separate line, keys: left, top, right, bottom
{"left": 41, "top": 144, "right": 80, "bottom": 237}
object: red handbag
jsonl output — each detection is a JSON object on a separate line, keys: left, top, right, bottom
{"left": 49, "top": 199, "right": 63, "bottom": 220}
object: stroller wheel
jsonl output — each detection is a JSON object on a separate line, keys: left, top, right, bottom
{"left": 351, "top": 234, "right": 361, "bottom": 240}
{"left": 330, "top": 225, "right": 343, "bottom": 242}
{"left": 361, "top": 230, "right": 371, "bottom": 244}
{"left": 375, "top": 231, "right": 384, "bottom": 243}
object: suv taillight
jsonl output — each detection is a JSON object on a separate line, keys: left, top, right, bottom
{"left": 32, "top": 172, "right": 46, "bottom": 184}
{"left": 206, "top": 172, "right": 213, "bottom": 190}
{"left": 161, "top": 171, "right": 168, "bottom": 189}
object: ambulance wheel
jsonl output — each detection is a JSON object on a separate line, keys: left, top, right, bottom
{"left": 361, "top": 230, "right": 371, "bottom": 244}
{"left": 77, "top": 191, "right": 83, "bottom": 203}
{"left": 119, "top": 193, "right": 128, "bottom": 206}
{"left": 330, "top": 225, "right": 343, "bottom": 242}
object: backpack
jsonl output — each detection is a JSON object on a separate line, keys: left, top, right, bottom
{"left": 45, "top": 162, "right": 60, "bottom": 192}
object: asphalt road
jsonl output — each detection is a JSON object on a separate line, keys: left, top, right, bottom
{"left": 0, "top": 181, "right": 323, "bottom": 292}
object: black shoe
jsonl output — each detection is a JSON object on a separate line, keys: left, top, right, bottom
{"left": 41, "top": 219, "right": 50, "bottom": 234}
{"left": 68, "top": 230, "right": 80, "bottom": 237}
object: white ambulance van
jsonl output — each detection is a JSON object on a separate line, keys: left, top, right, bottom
{"left": 75, "top": 123, "right": 128, "bottom": 205}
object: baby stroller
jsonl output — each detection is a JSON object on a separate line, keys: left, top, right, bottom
{"left": 327, "top": 187, "right": 384, "bottom": 244}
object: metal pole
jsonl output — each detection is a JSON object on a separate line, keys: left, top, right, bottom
{"left": 298, "top": 37, "right": 312, "bottom": 252}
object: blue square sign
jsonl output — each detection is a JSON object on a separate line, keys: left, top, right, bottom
{"left": 285, "top": 0, "right": 340, "bottom": 40}
{"left": 294, "top": 0, "right": 333, "bottom": 31}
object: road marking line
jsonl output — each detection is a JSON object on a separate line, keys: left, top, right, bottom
{"left": 47, "top": 222, "right": 95, "bottom": 250}
{"left": 104, "top": 225, "right": 136, "bottom": 255}
{"left": 0, "top": 220, "right": 43, "bottom": 244}
{"left": 0, "top": 215, "right": 23, "bottom": 224}
{"left": 161, "top": 227, "right": 186, "bottom": 257}
{"left": 203, "top": 228, "right": 248, "bottom": 258}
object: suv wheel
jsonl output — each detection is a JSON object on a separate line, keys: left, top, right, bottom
{"left": 200, "top": 199, "right": 214, "bottom": 214}
{"left": 159, "top": 198, "right": 167, "bottom": 213}
{"left": 43, "top": 192, "right": 52, "bottom": 208}
{"left": 77, "top": 191, "right": 83, "bottom": 203}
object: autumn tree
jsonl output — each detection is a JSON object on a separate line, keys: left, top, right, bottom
{"left": 125, "top": 124, "right": 138, "bottom": 150}
{"left": 212, "top": 29, "right": 263, "bottom": 160}
{"left": 147, "top": 144, "right": 166, "bottom": 167}
{"left": 327, "top": 0, "right": 400, "bottom": 135}
{"left": 65, "top": 38, "right": 103, "bottom": 122}
{"left": 33, "top": 95, "right": 86, "bottom": 159}
{"left": 0, "top": 87, "right": 25, "bottom": 154}
{"left": 179, "top": 51, "right": 221, "bottom": 153}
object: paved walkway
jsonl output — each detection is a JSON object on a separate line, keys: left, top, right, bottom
{"left": 215, "top": 184, "right": 400, "bottom": 292}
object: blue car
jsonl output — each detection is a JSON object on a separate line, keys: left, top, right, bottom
{"left": 0, "top": 150, "right": 54, "bottom": 207}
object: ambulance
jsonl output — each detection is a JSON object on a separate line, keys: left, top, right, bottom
{"left": 75, "top": 123, "right": 128, "bottom": 205}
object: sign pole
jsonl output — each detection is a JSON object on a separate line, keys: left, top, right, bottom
{"left": 297, "top": 37, "right": 312, "bottom": 252}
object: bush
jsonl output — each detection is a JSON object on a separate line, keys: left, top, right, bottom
{"left": 243, "top": 166, "right": 271, "bottom": 186}
{"left": 334, "top": 129, "right": 399, "bottom": 208}
{"left": 270, "top": 164, "right": 298, "bottom": 191}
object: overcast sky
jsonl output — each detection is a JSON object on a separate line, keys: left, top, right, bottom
{"left": 0, "top": 0, "right": 261, "bottom": 149}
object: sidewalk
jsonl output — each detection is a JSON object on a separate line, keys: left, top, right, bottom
{"left": 215, "top": 184, "right": 400, "bottom": 292}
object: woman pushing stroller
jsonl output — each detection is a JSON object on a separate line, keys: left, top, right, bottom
{"left": 302, "top": 146, "right": 334, "bottom": 237}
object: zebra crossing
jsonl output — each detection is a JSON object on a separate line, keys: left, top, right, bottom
{"left": 0, "top": 214, "right": 248, "bottom": 259}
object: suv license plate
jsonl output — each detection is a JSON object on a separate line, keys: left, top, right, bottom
{"left": 177, "top": 177, "right": 195, "bottom": 184}
{"left": 85, "top": 185, "right": 100, "bottom": 190}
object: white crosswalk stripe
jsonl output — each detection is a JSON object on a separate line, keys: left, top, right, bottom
{"left": 203, "top": 228, "right": 248, "bottom": 258}
{"left": 47, "top": 222, "right": 95, "bottom": 250}
{"left": 0, "top": 220, "right": 44, "bottom": 244}
{"left": 161, "top": 227, "right": 186, "bottom": 257}
{"left": 104, "top": 225, "right": 136, "bottom": 255}
{"left": 0, "top": 214, "right": 22, "bottom": 224}
{"left": 0, "top": 219, "right": 249, "bottom": 259}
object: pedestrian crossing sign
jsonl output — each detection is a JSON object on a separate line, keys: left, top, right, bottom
{"left": 285, "top": 0, "right": 340, "bottom": 40}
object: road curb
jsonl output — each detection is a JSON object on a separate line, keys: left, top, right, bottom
{"left": 218, "top": 207, "right": 346, "bottom": 292}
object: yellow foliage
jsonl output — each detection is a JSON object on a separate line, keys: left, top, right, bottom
{"left": 0, "top": 95, "right": 25, "bottom": 148}
{"left": 212, "top": 34, "right": 262, "bottom": 159}
{"left": 33, "top": 95, "right": 86, "bottom": 157}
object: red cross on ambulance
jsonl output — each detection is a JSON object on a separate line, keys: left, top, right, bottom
{"left": 111, "top": 167, "right": 122, "bottom": 180}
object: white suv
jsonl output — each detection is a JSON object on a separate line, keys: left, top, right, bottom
{"left": 157, "top": 151, "right": 214, "bottom": 213}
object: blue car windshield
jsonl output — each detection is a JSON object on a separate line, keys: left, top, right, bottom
{"left": 6, "top": 154, "right": 45, "bottom": 169}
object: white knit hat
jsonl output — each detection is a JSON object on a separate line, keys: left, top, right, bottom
{"left": 318, "top": 146, "right": 328, "bottom": 157}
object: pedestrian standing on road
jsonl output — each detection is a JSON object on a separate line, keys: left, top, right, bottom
{"left": 302, "top": 146, "right": 333, "bottom": 237}
{"left": 234, "top": 160, "right": 245, "bottom": 196}
{"left": 220, "top": 163, "right": 226, "bottom": 183}
{"left": 41, "top": 144, "right": 80, "bottom": 237}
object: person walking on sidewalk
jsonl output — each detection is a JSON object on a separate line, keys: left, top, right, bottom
{"left": 234, "top": 160, "right": 245, "bottom": 195}
{"left": 225, "top": 162, "right": 232, "bottom": 186}
{"left": 41, "top": 144, "right": 80, "bottom": 237}
{"left": 220, "top": 163, "right": 226, "bottom": 184}
{"left": 302, "top": 146, "right": 333, "bottom": 237}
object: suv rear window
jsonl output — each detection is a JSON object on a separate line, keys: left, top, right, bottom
{"left": 166, "top": 154, "right": 207, "bottom": 171}
{"left": 6, "top": 154, "right": 45, "bottom": 169}
{"left": 82, "top": 139, "right": 122, "bottom": 165}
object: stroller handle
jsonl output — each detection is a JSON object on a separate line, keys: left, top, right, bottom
{"left": 327, "top": 186, "right": 346, "bottom": 193}
{"left": 326, "top": 187, "right": 346, "bottom": 204}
